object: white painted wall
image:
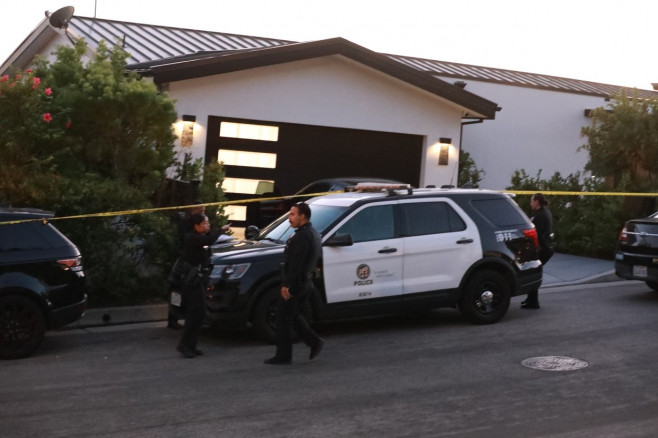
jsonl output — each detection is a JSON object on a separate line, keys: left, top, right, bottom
{"left": 444, "top": 79, "right": 608, "bottom": 190}
{"left": 169, "top": 55, "right": 466, "bottom": 188}
{"left": 6, "top": 30, "right": 619, "bottom": 194}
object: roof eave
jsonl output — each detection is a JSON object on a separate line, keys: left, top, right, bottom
{"left": 134, "top": 38, "right": 498, "bottom": 119}
{"left": 0, "top": 19, "right": 58, "bottom": 75}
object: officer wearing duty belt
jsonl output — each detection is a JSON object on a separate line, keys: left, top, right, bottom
{"left": 265, "top": 202, "right": 325, "bottom": 365}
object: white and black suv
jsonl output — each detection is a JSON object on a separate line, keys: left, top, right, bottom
{"left": 205, "top": 186, "right": 542, "bottom": 341}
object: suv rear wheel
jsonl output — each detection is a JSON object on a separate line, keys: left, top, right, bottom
{"left": 459, "top": 270, "right": 511, "bottom": 325}
{"left": 0, "top": 295, "right": 47, "bottom": 359}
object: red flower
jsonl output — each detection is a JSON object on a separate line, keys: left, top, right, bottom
{"left": 45, "top": 87, "right": 52, "bottom": 96}
{"left": 65, "top": 121, "right": 72, "bottom": 129}
{"left": 32, "top": 77, "right": 41, "bottom": 88}
{"left": 43, "top": 113, "right": 52, "bottom": 122}
{"left": 26, "top": 69, "right": 32, "bottom": 73}
{"left": 1, "top": 75, "right": 7, "bottom": 82}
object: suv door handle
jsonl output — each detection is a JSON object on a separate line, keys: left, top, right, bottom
{"left": 378, "top": 247, "right": 398, "bottom": 254}
{"left": 456, "top": 238, "right": 474, "bottom": 244}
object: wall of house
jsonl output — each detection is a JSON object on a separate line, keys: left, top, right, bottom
{"left": 445, "top": 79, "right": 608, "bottom": 190}
{"left": 169, "top": 55, "right": 466, "bottom": 188}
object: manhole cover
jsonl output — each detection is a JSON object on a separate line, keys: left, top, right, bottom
{"left": 521, "top": 356, "right": 588, "bottom": 371}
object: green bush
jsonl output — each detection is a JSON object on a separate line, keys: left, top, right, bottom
{"left": 458, "top": 149, "right": 485, "bottom": 188}
{"left": 1, "top": 40, "right": 227, "bottom": 306}
{"left": 508, "top": 170, "right": 627, "bottom": 259}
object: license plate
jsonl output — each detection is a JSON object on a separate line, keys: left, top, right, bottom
{"left": 170, "top": 291, "right": 182, "bottom": 307}
{"left": 633, "top": 265, "right": 648, "bottom": 278}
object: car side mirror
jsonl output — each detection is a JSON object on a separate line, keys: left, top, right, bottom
{"left": 245, "top": 225, "right": 260, "bottom": 240}
{"left": 325, "top": 234, "right": 353, "bottom": 247}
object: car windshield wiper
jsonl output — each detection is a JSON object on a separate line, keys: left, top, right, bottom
{"left": 259, "top": 237, "right": 284, "bottom": 244}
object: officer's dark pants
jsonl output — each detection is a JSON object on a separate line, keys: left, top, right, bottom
{"left": 274, "top": 281, "right": 320, "bottom": 361}
{"left": 526, "top": 251, "right": 554, "bottom": 305}
{"left": 178, "top": 280, "right": 205, "bottom": 350}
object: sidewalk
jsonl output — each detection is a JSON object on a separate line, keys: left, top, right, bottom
{"left": 71, "top": 253, "right": 619, "bottom": 329}
{"left": 542, "top": 252, "right": 617, "bottom": 287}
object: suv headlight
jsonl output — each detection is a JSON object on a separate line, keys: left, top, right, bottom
{"left": 210, "top": 263, "right": 251, "bottom": 280}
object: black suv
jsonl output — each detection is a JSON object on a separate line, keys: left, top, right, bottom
{"left": 0, "top": 207, "right": 87, "bottom": 359}
{"left": 205, "top": 186, "right": 542, "bottom": 341}
{"left": 615, "top": 211, "right": 658, "bottom": 290}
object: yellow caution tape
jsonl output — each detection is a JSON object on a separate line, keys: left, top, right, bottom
{"left": 501, "top": 190, "right": 658, "bottom": 197}
{"left": 1, "top": 188, "right": 655, "bottom": 226}
{"left": 0, "top": 191, "right": 341, "bottom": 226}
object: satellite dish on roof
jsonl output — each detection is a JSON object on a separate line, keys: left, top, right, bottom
{"left": 45, "top": 6, "right": 75, "bottom": 30}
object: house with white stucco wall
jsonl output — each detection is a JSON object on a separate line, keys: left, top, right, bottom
{"left": 3, "top": 11, "right": 658, "bottom": 204}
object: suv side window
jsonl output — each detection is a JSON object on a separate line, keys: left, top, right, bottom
{"left": 334, "top": 205, "right": 395, "bottom": 242}
{"left": 471, "top": 198, "right": 528, "bottom": 226}
{"left": 0, "top": 223, "right": 47, "bottom": 251}
{"left": 0, "top": 222, "right": 70, "bottom": 253}
{"left": 300, "top": 183, "right": 332, "bottom": 195}
{"left": 400, "top": 202, "right": 466, "bottom": 236}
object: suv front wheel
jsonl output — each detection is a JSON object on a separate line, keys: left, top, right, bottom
{"left": 0, "top": 295, "right": 47, "bottom": 359}
{"left": 459, "top": 270, "right": 511, "bottom": 325}
{"left": 252, "top": 286, "right": 314, "bottom": 343}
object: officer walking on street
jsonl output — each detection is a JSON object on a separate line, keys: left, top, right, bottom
{"left": 265, "top": 202, "right": 325, "bottom": 365}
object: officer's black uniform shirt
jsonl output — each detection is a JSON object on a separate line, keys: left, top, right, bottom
{"left": 183, "top": 229, "right": 222, "bottom": 266}
{"left": 283, "top": 223, "right": 321, "bottom": 290}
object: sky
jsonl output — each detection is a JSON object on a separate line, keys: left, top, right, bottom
{"left": 3, "top": 0, "right": 658, "bottom": 89}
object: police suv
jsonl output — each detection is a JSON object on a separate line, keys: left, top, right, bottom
{"left": 204, "top": 185, "right": 542, "bottom": 341}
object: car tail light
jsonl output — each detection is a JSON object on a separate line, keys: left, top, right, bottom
{"left": 523, "top": 228, "right": 539, "bottom": 247}
{"left": 57, "top": 257, "right": 82, "bottom": 271}
{"left": 618, "top": 226, "right": 628, "bottom": 244}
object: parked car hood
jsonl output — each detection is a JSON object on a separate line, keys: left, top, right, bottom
{"left": 210, "top": 238, "right": 284, "bottom": 263}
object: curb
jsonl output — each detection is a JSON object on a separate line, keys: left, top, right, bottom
{"left": 70, "top": 274, "right": 623, "bottom": 329}
{"left": 541, "top": 270, "right": 620, "bottom": 288}
{"left": 73, "top": 304, "right": 169, "bottom": 329}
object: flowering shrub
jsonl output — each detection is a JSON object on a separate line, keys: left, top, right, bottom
{"left": 1, "top": 39, "right": 226, "bottom": 305}
{"left": 0, "top": 69, "right": 66, "bottom": 205}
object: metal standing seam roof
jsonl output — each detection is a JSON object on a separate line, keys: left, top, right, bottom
{"left": 66, "top": 16, "right": 658, "bottom": 100}
{"left": 68, "top": 16, "right": 293, "bottom": 64}
{"left": 387, "top": 54, "right": 658, "bottom": 100}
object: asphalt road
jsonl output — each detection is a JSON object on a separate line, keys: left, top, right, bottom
{"left": 2, "top": 281, "right": 658, "bottom": 438}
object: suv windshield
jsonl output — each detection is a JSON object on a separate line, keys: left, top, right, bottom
{"left": 257, "top": 205, "right": 348, "bottom": 243}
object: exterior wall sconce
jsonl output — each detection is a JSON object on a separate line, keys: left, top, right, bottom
{"left": 181, "top": 115, "right": 196, "bottom": 147}
{"left": 438, "top": 137, "right": 452, "bottom": 166}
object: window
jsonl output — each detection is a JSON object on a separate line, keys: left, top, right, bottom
{"left": 400, "top": 202, "right": 466, "bottom": 236}
{"left": 299, "top": 183, "right": 332, "bottom": 195}
{"left": 334, "top": 205, "right": 395, "bottom": 243}
{"left": 220, "top": 122, "right": 279, "bottom": 142}
{"left": 0, "top": 223, "right": 66, "bottom": 252}
{"left": 260, "top": 205, "right": 348, "bottom": 244}
{"left": 218, "top": 149, "right": 277, "bottom": 169}
{"left": 472, "top": 198, "right": 528, "bottom": 227}
{"left": 224, "top": 205, "right": 247, "bottom": 222}
{"left": 223, "top": 178, "right": 275, "bottom": 195}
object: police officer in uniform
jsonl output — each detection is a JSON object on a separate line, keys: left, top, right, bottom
{"left": 522, "top": 192, "right": 553, "bottom": 309}
{"left": 265, "top": 202, "right": 325, "bottom": 364}
{"left": 176, "top": 213, "right": 229, "bottom": 358}
{"left": 168, "top": 202, "right": 206, "bottom": 330}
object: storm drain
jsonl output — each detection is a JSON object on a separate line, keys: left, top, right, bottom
{"left": 521, "top": 356, "right": 589, "bottom": 371}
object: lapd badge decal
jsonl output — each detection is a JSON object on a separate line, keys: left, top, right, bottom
{"left": 355, "top": 264, "right": 373, "bottom": 286}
